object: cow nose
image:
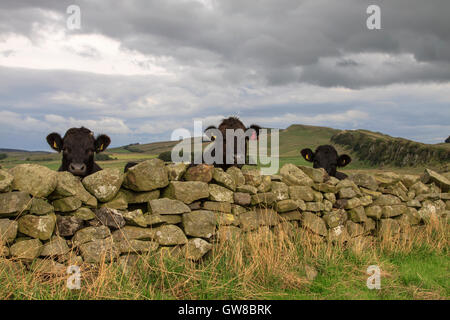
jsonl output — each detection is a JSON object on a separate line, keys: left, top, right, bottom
{"left": 69, "top": 163, "right": 87, "bottom": 176}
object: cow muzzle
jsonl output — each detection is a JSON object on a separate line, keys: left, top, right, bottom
{"left": 69, "top": 163, "right": 87, "bottom": 176}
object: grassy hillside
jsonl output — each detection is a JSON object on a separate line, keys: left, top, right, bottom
{"left": 1, "top": 124, "right": 448, "bottom": 174}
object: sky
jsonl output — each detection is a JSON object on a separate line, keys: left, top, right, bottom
{"left": 0, "top": 0, "right": 449, "bottom": 151}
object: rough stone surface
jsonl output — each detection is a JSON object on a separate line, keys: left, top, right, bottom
{"left": 30, "top": 198, "right": 54, "bottom": 215}
{"left": 166, "top": 163, "right": 188, "bottom": 181}
{"left": 40, "top": 236, "right": 70, "bottom": 256}
{"left": 154, "top": 225, "right": 188, "bottom": 245}
{"left": 302, "top": 212, "right": 327, "bottom": 236}
{"left": 79, "top": 238, "right": 119, "bottom": 263}
{"left": 276, "top": 199, "right": 299, "bottom": 213}
{"left": 94, "top": 207, "right": 126, "bottom": 229}
{"left": 184, "top": 164, "right": 214, "bottom": 183}
{"left": 289, "top": 186, "right": 314, "bottom": 202}
{"left": 0, "top": 219, "right": 18, "bottom": 243}
{"left": 251, "top": 192, "right": 276, "bottom": 206}
{"left": 271, "top": 182, "right": 289, "bottom": 201}
{"left": 53, "top": 196, "right": 82, "bottom": 212}
{"left": 421, "top": 169, "right": 450, "bottom": 192}
{"left": 365, "top": 206, "right": 383, "bottom": 220}
{"left": 72, "top": 225, "right": 111, "bottom": 246}
{"left": 226, "top": 167, "right": 246, "bottom": 187}
{"left": 0, "top": 169, "right": 13, "bottom": 192}
{"left": 18, "top": 214, "right": 56, "bottom": 240}
{"left": 185, "top": 238, "right": 213, "bottom": 261}
{"left": 149, "top": 198, "right": 191, "bottom": 215}
{"left": 183, "top": 210, "right": 216, "bottom": 238}
{"left": 297, "top": 165, "right": 327, "bottom": 183}
{"left": 233, "top": 192, "right": 251, "bottom": 206}
{"left": 213, "top": 168, "right": 236, "bottom": 191}
{"left": 0, "top": 192, "right": 31, "bottom": 216}
{"left": 122, "top": 209, "right": 147, "bottom": 227}
{"left": 350, "top": 173, "right": 379, "bottom": 191}
{"left": 10, "top": 239, "right": 43, "bottom": 260}
{"left": 209, "top": 184, "right": 234, "bottom": 203}
{"left": 10, "top": 164, "right": 57, "bottom": 197}
{"left": 280, "top": 164, "right": 313, "bottom": 186}
{"left": 163, "top": 181, "right": 209, "bottom": 204}
{"left": 57, "top": 215, "right": 84, "bottom": 237}
{"left": 203, "top": 201, "right": 231, "bottom": 213}
{"left": 123, "top": 159, "right": 169, "bottom": 192}
{"left": 83, "top": 168, "right": 124, "bottom": 202}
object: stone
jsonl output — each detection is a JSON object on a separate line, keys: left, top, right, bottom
{"left": 365, "top": 206, "right": 383, "bottom": 220}
{"left": 301, "top": 212, "right": 327, "bottom": 236}
{"left": 418, "top": 203, "right": 439, "bottom": 224}
{"left": 421, "top": 169, "right": 450, "bottom": 192}
{"left": 373, "top": 194, "right": 402, "bottom": 206}
{"left": 18, "top": 214, "right": 56, "bottom": 240}
{"left": 359, "top": 195, "right": 373, "bottom": 206}
{"left": 289, "top": 186, "right": 314, "bottom": 202}
{"left": 0, "top": 219, "right": 18, "bottom": 243}
{"left": 381, "top": 205, "right": 407, "bottom": 218}
{"left": 52, "top": 196, "right": 82, "bottom": 212}
{"left": 182, "top": 210, "right": 216, "bottom": 238}
{"left": 101, "top": 191, "right": 128, "bottom": 210}
{"left": 360, "top": 187, "right": 382, "bottom": 198}
{"left": 123, "top": 189, "right": 160, "bottom": 204}
{"left": 163, "top": 181, "right": 209, "bottom": 204}
{"left": 374, "top": 172, "right": 400, "bottom": 186}
{"left": 312, "top": 183, "right": 337, "bottom": 194}
{"left": 154, "top": 225, "right": 188, "bottom": 245}
{"left": 323, "top": 211, "right": 346, "bottom": 228}
{"left": 255, "top": 208, "right": 279, "bottom": 226}
{"left": 122, "top": 209, "right": 147, "bottom": 227}
{"left": 296, "top": 199, "right": 307, "bottom": 211}
{"left": 185, "top": 238, "right": 213, "bottom": 261}
{"left": 279, "top": 210, "right": 302, "bottom": 221}
{"left": 10, "top": 239, "right": 42, "bottom": 260}
{"left": 80, "top": 238, "right": 119, "bottom": 263}
{"left": 239, "top": 211, "right": 260, "bottom": 231}
{"left": 276, "top": 199, "right": 299, "bottom": 213}
{"left": 297, "top": 165, "right": 327, "bottom": 183}
{"left": 213, "top": 168, "right": 236, "bottom": 191}
{"left": 231, "top": 204, "right": 247, "bottom": 215}
{"left": 378, "top": 219, "right": 401, "bottom": 239}
{"left": 305, "top": 202, "right": 323, "bottom": 212}
{"left": 400, "top": 174, "right": 420, "bottom": 188}
{"left": 82, "top": 168, "right": 124, "bottom": 202}
{"left": 233, "top": 192, "right": 251, "bottom": 206}
{"left": 339, "top": 187, "right": 357, "bottom": 199}
{"left": 123, "top": 159, "right": 169, "bottom": 192}
{"left": 30, "top": 198, "right": 54, "bottom": 215}
{"left": 72, "top": 225, "right": 111, "bottom": 246}
{"left": 324, "top": 192, "right": 336, "bottom": 203}
{"left": 346, "top": 221, "right": 365, "bottom": 238}
{"left": 327, "top": 225, "right": 350, "bottom": 243}
{"left": 145, "top": 213, "right": 182, "bottom": 225}
{"left": 364, "top": 218, "right": 376, "bottom": 234}
{"left": 350, "top": 173, "right": 379, "bottom": 191}
{"left": 148, "top": 198, "right": 191, "bottom": 215}
{"left": 242, "top": 169, "right": 262, "bottom": 186}
{"left": 184, "top": 164, "right": 214, "bottom": 183}
{"left": 111, "top": 226, "right": 154, "bottom": 242}
{"left": 40, "top": 236, "right": 70, "bottom": 256}
{"left": 0, "top": 192, "right": 31, "bottom": 216}
{"left": 53, "top": 172, "right": 97, "bottom": 207}
{"left": 226, "top": 167, "right": 245, "bottom": 187}
{"left": 216, "top": 226, "right": 242, "bottom": 242}
{"left": 73, "top": 207, "right": 96, "bottom": 220}
{"left": 0, "top": 169, "right": 13, "bottom": 192}
{"left": 312, "top": 191, "right": 324, "bottom": 202}
{"left": 271, "top": 182, "right": 289, "bottom": 201}
{"left": 116, "top": 240, "right": 158, "bottom": 254}
{"left": 349, "top": 206, "right": 367, "bottom": 223}
{"left": 410, "top": 181, "right": 429, "bottom": 196}
{"left": 189, "top": 201, "right": 202, "bottom": 210}
{"left": 10, "top": 164, "right": 57, "bottom": 197}
{"left": 403, "top": 207, "right": 421, "bottom": 225}
{"left": 251, "top": 192, "right": 276, "bottom": 205}
{"left": 203, "top": 201, "right": 231, "bottom": 213}
{"left": 280, "top": 164, "right": 313, "bottom": 186}
{"left": 94, "top": 207, "right": 125, "bottom": 229}
{"left": 166, "top": 163, "right": 188, "bottom": 181}
{"left": 257, "top": 176, "right": 272, "bottom": 193}
{"left": 236, "top": 185, "right": 258, "bottom": 195}
{"left": 215, "top": 213, "right": 237, "bottom": 226}
{"left": 56, "top": 215, "right": 84, "bottom": 237}
{"left": 209, "top": 184, "right": 234, "bottom": 203}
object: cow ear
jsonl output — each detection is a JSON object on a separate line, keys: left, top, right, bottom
{"left": 47, "top": 133, "right": 63, "bottom": 152}
{"left": 95, "top": 134, "right": 111, "bottom": 153}
{"left": 248, "top": 125, "right": 262, "bottom": 140}
{"left": 204, "top": 125, "right": 218, "bottom": 141}
{"left": 301, "top": 148, "right": 314, "bottom": 162}
{"left": 337, "top": 154, "right": 351, "bottom": 167}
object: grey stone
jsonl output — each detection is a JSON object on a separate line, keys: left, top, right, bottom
{"left": 123, "top": 159, "right": 169, "bottom": 192}
{"left": 163, "top": 181, "right": 209, "bottom": 204}
{"left": 82, "top": 168, "right": 124, "bottom": 202}
{"left": 10, "top": 164, "right": 57, "bottom": 198}
{"left": 149, "top": 198, "right": 191, "bottom": 215}
{"left": 18, "top": 214, "right": 56, "bottom": 240}
{"left": 182, "top": 210, "right": 216, "bottom": 238}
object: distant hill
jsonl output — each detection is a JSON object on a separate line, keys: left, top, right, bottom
{"left": 109, "top": 124, "right": 449, "bottom": 168}
{"left": 0, "top": 148, "right": 50, "bottom": 153}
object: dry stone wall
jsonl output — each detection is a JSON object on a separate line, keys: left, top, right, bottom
{"left": 0, "top": 160, "right": 449, "bottom": 268}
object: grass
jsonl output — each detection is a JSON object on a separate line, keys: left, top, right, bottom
{"left": 1, "top": 219, "right": 448, "bottom": 300}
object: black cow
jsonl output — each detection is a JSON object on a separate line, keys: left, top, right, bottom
{"left": 46, "top": 127, "right": 111, "bottom": 177}
{"left": 301, "top": 145, "right": 351, "bottom": 180}
{"left": 445, "top": 136, "right": 450, "bottom": 143}
{"left": 204, "top": 116, "right": 262, "bottom": 170}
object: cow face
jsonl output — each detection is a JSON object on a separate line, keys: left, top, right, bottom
{"left": 301, "top": 145, "right": 351, "bottom": 178}
{"left": 204, "top": 117, "right": 261, "bottom": 170}
{"left": 46, "top": 127, "right": 110, "bottom": 177}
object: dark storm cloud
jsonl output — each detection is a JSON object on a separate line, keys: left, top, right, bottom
{"left": 1, "top": 0, "right": 450, "bottom": 88}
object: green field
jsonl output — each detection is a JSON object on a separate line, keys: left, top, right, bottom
{"left": 1, "top": 124, "right": 448, "bottom": 175}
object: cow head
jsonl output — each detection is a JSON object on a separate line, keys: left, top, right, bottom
{"left": 301, "top": 145, "right": 351, "bottom": 178}
{"left": 204, "top": 117, "right": 261, "bottom": 169}
{"left": 46, "top": 127, "right": 111, "bottom": 177}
